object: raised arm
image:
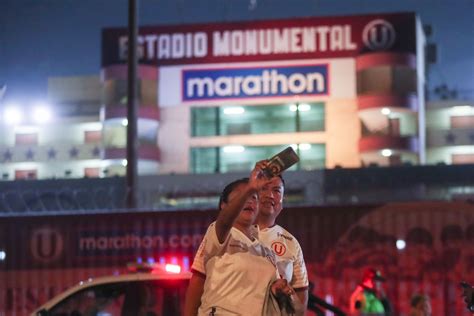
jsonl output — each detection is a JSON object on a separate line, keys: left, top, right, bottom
{"left": 215, "top": 161, "right": 269, "bottom": 243}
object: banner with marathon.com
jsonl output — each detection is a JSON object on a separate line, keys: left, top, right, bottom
{"left": 101, "top": 12, "right": 417, "bottom": 66}
{"left": 0, "top": 210, "right": 215, "bottom": 269}
{"left": 1, "top": 202, "right": 474, "bottom": 315}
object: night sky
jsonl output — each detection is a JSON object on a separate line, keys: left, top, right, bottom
{"left": 0, "top": 0, "right": 473, "bottom": 104}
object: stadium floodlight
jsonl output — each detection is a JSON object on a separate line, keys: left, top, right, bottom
{"left": 121, "top": 159, "right": 128, "bottom": 166}
{"left": 122, "top": 119, "right": 128, "bottom": 126}
{"left": 291, "top": 143, "right": 312, "bottom": 151}
{"left": 299, "top": 143, "right": 312, "bottom": 150}
{"left": 33, "top": 103, "right": 52, "bottom": 124}
{"left": 223, "top": 145, "right": 245, "bottom": 153}
{"left": 223, "top": 106, "right": 245, "bottom": 115}
{"left": 289, "top": 103, "right": 311, "bottom": 112}
{"left": 4, "top": 105, "right": 22, "bottom": 125}
{"left": 298, "top": 103, "right": 311, "bottom": 111}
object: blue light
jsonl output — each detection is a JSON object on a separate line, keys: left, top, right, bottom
{"left": 183, "top": 256, "right": 190, "bottom": 271}
{"left": 159, "top": 256, "right": 166, "bottom": 265}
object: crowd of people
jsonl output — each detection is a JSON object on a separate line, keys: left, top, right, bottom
{"left": 182, "top": 159, "right": 470, "bottom": 315}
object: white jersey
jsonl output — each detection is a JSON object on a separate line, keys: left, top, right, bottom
{"left": 192, "top": 222, "right": 278, "bottom": 316}
{"left": 259, "top": 224, "right": 309, "bottom": 290}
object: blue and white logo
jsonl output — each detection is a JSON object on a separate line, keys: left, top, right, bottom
{"left": 182, "top": 64, "right": 328, "bottom": 101}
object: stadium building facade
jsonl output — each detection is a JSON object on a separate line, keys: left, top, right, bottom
{"left": 1, "top": 12, "right": 473, "bottom": 180}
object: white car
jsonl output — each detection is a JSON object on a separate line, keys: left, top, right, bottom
{"left": 31, "top": 264, "right": 191, "bottom": 316}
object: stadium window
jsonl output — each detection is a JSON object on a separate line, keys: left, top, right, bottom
{"left": 191, "top": 107, "right": 219, "bottom": 137}
{"left": 450, "top": 115, "right": 474, "bottom": 129}
{"left": 84, "top": 167, "right": 101, "bottom": 178}
{"left": 15, "top": 133, "right": 38, "bottom": 145}
{"left": 190, "top": 144, "right": 326, "bottom": 174}
{"left": 452, "top": 154, "right": 474, "bottom": 164}
{"left": 297, "top": 102, "right": 325, "bottom": 132}
{"left": 84, "top": 130, "right": 102, "bottom": 144}
{"left": 191, "top": 103, "right": 325, "bottom": 137}
{"left": 357, "top": 65, "right": 416, "bottom": 95}
{"left": 15, "top": 169, "right": 37, "bottom": 180}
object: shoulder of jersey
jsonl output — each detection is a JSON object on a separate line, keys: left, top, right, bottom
{"left": 273, "top": 225, "right": 299, "bottom": 243}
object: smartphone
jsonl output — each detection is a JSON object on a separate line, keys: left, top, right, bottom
{"left": 263, "top": 146, "right": 300, "bottom": 178}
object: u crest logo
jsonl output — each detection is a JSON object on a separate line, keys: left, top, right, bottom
{"left": 30, "top": 227, "right": 64, "bottom": 263}
{"left": 362, "top": 19, "right": 396, "bottom": 51}
{"left": 271, "top": 241, "right": 286, "bottom": 256}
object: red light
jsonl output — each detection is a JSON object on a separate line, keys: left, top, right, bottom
{"left": 165, "top": 263, "right": 181, "bottom": 274}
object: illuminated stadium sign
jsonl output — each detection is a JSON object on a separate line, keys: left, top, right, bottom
{"left": 102, "top": 12, "right": 417, "bottom": 66}
{"left": 182, "top": 64, "right": 329, "bottom": 101}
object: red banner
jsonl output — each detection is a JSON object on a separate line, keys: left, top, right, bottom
{"left": 101, "top": 12, "right": 417, "bottom": 67}
{"left": 0, "top": 210, "right": 216, "bottom": 270}
{"left": 1, "top": 202, "right": 473, "bottom": 315}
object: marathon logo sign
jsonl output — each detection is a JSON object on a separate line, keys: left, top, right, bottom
{"left": 182, "top": 64, "right": 329, "bottom": 101}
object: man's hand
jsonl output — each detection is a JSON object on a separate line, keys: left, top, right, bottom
{"left": 271, "top": 279, "right": 295, "bottom": 298}
{"left": 248, "top": 160, "right": 270, "bottom": 192}
{"left": 270, "top": 279, "right": 305, "bottom": 315}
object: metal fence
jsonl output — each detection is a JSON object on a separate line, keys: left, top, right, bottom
{"left": 0, "top": 164, "right": 473, "bottom": 215}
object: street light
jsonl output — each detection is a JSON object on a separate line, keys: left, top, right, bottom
{"left": 4, "top": 105, "right": 22, "bottom": 125}
{"left": 33, "top": 103, "right": 52, "bottom": 124}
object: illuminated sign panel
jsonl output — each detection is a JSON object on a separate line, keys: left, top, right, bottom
{"left": 102, "top": 12, "right": 417, "bottom": 66}
{"left": 182, "top": 64, "right": 329, "bottom": 101}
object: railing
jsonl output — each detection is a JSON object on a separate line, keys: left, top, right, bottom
{"left": 0, "top": 164, "right": 473, "bottom": 215}
{"left": 426, "top": 127, "right": 474, "bottom": 147}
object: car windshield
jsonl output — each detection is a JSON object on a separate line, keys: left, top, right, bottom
{"left": 48, "top": 279, "right": 188, "bottom": 316}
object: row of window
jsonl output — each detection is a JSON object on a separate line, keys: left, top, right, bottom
{"left": 191, "top": 102, "right": 325, "bottom": 137}
{"left": 5, "top": 151, "right": 474, "bottom": 180}
{"left": 103, "top": 79, "right": 157, "bottom": 106}
{"left": 190, "top": 144, "right": 326, "bottom": 174}
{"left": 7, "top": 100, "right": 473, "bottom": 148}
{"left": 8, "top": 127, "right": 157, "bottom": 147}
{"left": 2, "top": 167, "right": 102, "bottom": 180}
{"left": 357, "top": 65, "right": 417, "bottom": 95}
{"left": 8, "top": 130, "right": 102, "bottom": 146}
{"left": 9, "top": 108, "right": 473, "bottom": 147}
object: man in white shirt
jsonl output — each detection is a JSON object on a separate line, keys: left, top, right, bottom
{"left": 258, "top": 175, "right": 309, "bottom": 308}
